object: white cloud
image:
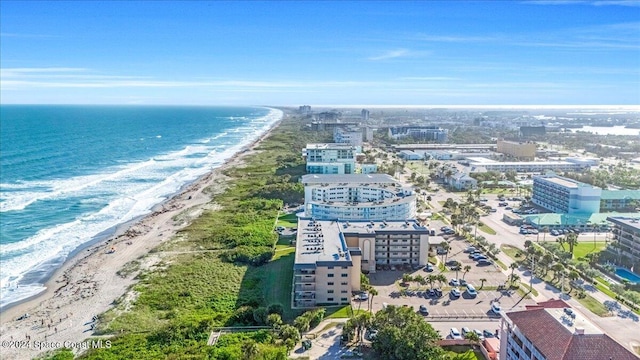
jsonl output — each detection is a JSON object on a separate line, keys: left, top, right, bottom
{"left": 368, "top": 49, "right": 411, "bottom": 61}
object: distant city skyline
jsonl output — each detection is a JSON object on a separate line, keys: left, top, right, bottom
{"left": 1, "top": 1, "right": 639, "bottom": 105}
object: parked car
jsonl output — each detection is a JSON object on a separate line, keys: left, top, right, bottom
{"left": 459, "top": 279, "right": 467, "bottom": 286}
{"left": 477, "top": 259, "right": 493, "bottom": 266}
{"left": 473, "top": 329, "right": 485, "bottom": 340}
{"left": 450, "top": 287, "right": 461, "bottom": 297}
{"left": 550, "top": 230, "right": 559, "bottom": 236}
{"left": 427, "top": 289, "right": 436, "bottom": 297}
{"left": 461, "top": 327, "right": 471, "bottom": 337}
{"left": 505, "top": 206, "right": 512, "bottom": 210}
{"left": 465, "top": 284, "right": 477, "bottom": 297}
{"left": 450, "top": 328, "right": 463, "bottom": 340}
{"left": 463, "top": 246, "right": 477, "bottom": 253}
{"left": 434, "top": 288, "right": 443, "bottom": 297}
{"left": 474, "top": 255, "right": 488, "bottom": 261}
{"left": 365, "top": 329, "right": 378, "bottom": 341}
{"left": 419, "top": 305, "right": 429, "bottom": 315}
{"left": 449, "top": 278, "right": 460, "bottom": 286}
{"left": 424, "top": 264, "right": 434, "bottom": 272}
{"left": 469, "top": 251, "right": 482, "bottom": 259}
{"left": 356, "top": 292, "right": 369, "bottom": 301}
{"left": 483, "top": 329, "right": 495, "bottom": 338}
{"left": 445, "top": 260, "right": 459, "bottom": 266}
{"left": 491, "top": 302, "right": 501, "bottom": 314}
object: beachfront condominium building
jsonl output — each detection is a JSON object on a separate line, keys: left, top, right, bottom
{"left": 293, "top": 218, "right": 429, "bottom": 308}
{"left": 532, "top": 174, "right": 602, "bottom": 214}
{"left": 607, "top": 217, "right": 640, "bottom": 263}
{"left": 304, "top": 143, "right": 358, "bottom": 174}
{"left": 388, "top": 126, "right": 448, "bottom": 143}
{"left": 499, "top": 300, "right": 637, "bottom": 360}
{"left": 301, "top": 174, "right": 416, "bottom": 220}
{"left": 333, "top": 126, "right": 363, "bottom": 147}
{"left": 496, "top": 140, "right": 536, "bottom": 161}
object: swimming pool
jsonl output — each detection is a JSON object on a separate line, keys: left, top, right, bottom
{"left": 615, "top": 267, "right": 640, "bottom": 284}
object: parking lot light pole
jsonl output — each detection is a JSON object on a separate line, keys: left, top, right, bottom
{"left": 536, "top": 216, "right": 541, "bottom": 243}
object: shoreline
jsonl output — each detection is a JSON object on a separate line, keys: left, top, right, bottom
{"left": 0, "top": 112, "right": 284, "bottom": 360}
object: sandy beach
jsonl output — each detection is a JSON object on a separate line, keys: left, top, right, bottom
{"left": 0, "top": 118, "right": 282, "bottom": 360}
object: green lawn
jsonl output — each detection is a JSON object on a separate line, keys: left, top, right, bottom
{"left": 495, "top": 259, "right": 508, "bottom": 270}
{"left": 500, "top": 244, "right": 523, "bottom": 262}
{"left": 261, "top": 251, "right": 295, "bottom": 320}
{"left": 443, "top": 347, "right": 484, "bottom": 360}
{"left": 572, "top": 241, "right": 606, "bottom": 261}
{"left": 276, "top": 212, "right": 299, "bottom": 228}
{"left": 478, "top": 223, "right": 497, "bottom": 235}
{"left": 325, "top": 305, "right": 368, "bottom": 319}
{"left": 576, "top": 294, "right": 610, "bottom": 317}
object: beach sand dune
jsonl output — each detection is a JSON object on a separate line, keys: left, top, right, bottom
{"left": 0, "top": 122, "right": 279, "bottom": 360}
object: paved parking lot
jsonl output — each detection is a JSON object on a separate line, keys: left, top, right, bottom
{"left": 366, "top": 235, "right": 535, "bottom": 318}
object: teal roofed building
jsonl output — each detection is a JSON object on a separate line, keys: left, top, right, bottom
{"left": 523, "top": 212, "right": 640, "bottom": 230}
{"left": 600, "top": 190, "right": 640, "bottom": 212}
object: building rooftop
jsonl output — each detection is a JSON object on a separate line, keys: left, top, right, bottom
{"left": 301, "top": 173, "right": 398, "bottom": 184}
{"left": 306, "top": 143, "right": 358, "bottom": 150}
{"left": 607, "top": 216, "right": 640, "bottom": 231}
{"left": 600, "top": 189, "right": 640, "bottom": 200}
{"left": 542, "top": 176, "right": 580, "bottom": 189}
{"left": 525, "top": 213, "right": 640, "bottom": 227}
{"left": 467, "top": 157, "right": 578, "bottom": 167}
{"left": 506, "top": 308, "right": 636, "bottom": 360}
{"left": 339, "top": 219, "right": 428, "bottom": 234}
{"left": 294, "top": 219, "right": 352, "bottom": 267}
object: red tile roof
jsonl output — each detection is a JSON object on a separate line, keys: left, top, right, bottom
{"left": 507, "top": 309, "right": 638, "bottom": 360}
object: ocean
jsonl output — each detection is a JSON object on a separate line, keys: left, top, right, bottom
{"left": 0, "top": 105, "right": 283, "bottom": 310}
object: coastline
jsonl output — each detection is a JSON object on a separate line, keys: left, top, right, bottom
{"left": 0, "top": 112, "right": 284, "bottom": 360}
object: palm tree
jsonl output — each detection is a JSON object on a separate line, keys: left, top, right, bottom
{"left": 368, "top": 288, "right": 378, "bottom": 314}
{"left": 479, "top": 278, "right": 487, "bottom": 289}
{"left": 509, "top": 262, "right": 518, "bottom": 280}
{"left": 565, "top": 233, "right": 579, "bottom": 254}
{"left": 510, "top": 274, "right": 520, "bottom": 286}
{"left": 462, "top": 265, "right": 472, "bottom": 280}
{"left": 242, "top": 340, "right": 259, "bottom": 360}
{"left": 453, "top": 261, "right": 462, "bottom": 279}
{"left": 441, "top": 242, "right": 450, "bottom": 263}
{"left": 464, "top": 331, "right": 481, "bottom": 347}
{"left": 551, "top": 263, "right": 565, "bottom": 282}
{"left": 402, "top": 274, "right": 413, "bottom": 286}
{"left": 427, "top": 274, "right": 437, "bottom": 289}
{"left": 542, "top": 226, "right": 549, "bottom": 242}
{"left": 568, "top": 270, "right": 580, "bottom": 291}
{"left": 557, "top": 236, "right": 566, "bottom": 251}
{"left": 436, "top": 274, "right": 447, "bottom": 288}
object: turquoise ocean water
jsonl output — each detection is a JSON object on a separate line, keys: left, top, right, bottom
{"left": 0, "top": 105, "right": 282, "bottom": 309}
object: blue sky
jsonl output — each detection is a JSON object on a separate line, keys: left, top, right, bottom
{"left": 1, "top": 1, "right": 639, "bottom": 105}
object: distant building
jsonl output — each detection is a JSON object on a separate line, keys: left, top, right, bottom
{"left": 398, "top": 150, "right": 422, "bottom": 160}
{"left": 447, "top": 172, "right": 478, "bottom": 190}
{"left": 293, "top": 218, "right": 430, "bottom": 308}
{"left": 309, "top": 121, "right": 359, "bottom": 131}
{"left": 496, "top": 140, "right": 536, "bottom": 161}
{"left": 304, "top": 143, "right": 358, "bottom": 174}
{"left": 358, "top": 163, "right": 378, "bottom": 174}
{"left": 564, "top": 157, "right": 599, "bottom": 168}
{"left": 301, "top": 174, "right": 416, "bottom": 220}
{"left": 363, "top": 126, "right": 374, "bottom": 142}
{"left": 606, "top": 217, "right": 640, "bottom": 264}
{"left": 499, "top": 300, "right": 637, "bottom": 360}
{"left": 361, "top": 109, "right": 370, "bottom": 121}
{"left": 600, "top": 190, "right": 640, "bottom": 212}
{"left": 298, "top": 105, "right": 311, "bottom": 115}
{"left": 532, "top": 174, "right": 601, "bottom": 214}
{"left": 333, "top": 126, "right": 363, "bottom": 147}
{"left": 388, "top": 126, "right": 448, "bottom": 143}
{"left": 466, "top": 158, "right": 586, "bottom": 173}
{"left": 519, "top": 126, "right": 546, "bottom": 138}
{"left": 316, "top": 111, "right": 341, "bottom": 122}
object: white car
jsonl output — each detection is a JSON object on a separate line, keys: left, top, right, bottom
{"left": 491, "top": 302, "right": 502, "bottom": 314}
{"left": 449, "top": 278, "right": 460, "bottom": 286}
{"left": 449, "top": 328, "right": 463, "bottom": 340}
{"left": 356, "top": 293, "right": 369, "bottom": 301}
{"left": 450, "top": 288, "right": 461, "bottom": 298}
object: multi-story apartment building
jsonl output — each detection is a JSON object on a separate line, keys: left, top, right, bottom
{"left": 600, "top": 190, "right": 640, "bottom": 212}
{"left": 496, "top": 140, "right": 536, "bottom": 161}
{"left": 388, "top": 126, "right": 448, "bottom": 143}
{"left": 361, "top": 109, "right": 370, "bottom": 121}
{"left": 304, "top": 143, "right": 358, "bottom": 174}
{"left": 293, "top": 218, "right": 429, "bottom": 308}
{"left": 467, "top": 158, "right": 586, "bottom": 173}
{"left": 532, "top": 174, "right": 601, "bottom": 214}
{"left": 499, "top": 300, "right": 636, "bottom": 360}
{"left": 301, "top": 174, "right": 416, "bottom": 220}
{"left": 293, "top": 219, "right": 361, "bottom": 308}
{"left": 333, "top": 126, "right": 363, "bottom": 147}
{"left": 607, "top": 216, "right": 640, "bottom": 264}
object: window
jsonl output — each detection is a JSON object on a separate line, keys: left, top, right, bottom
{"left": 328, "top": 282, "right": 334, "bottom": 286}
{"left": 328, "top": 274, "right": 334, "bottom": 278}
{"left": 328, "top": 290, "right": 334, "bottom": 294}
{"left": 341, "top": 266, "right": 348, "bottom": 269}
{"left": 328, "top": 266, "right": 334, "bottom": 269}
{"left": 327, "top": 297, "right": 334, "bottom": 301}
{"left": 341, "top": 297, "right": 348, "bottom": 302}
{"left": 341, "top": 273, "right": 348, "bottom": 278}
{"left": 341, "top": 282, "right": 348, "bottom": 286}
{"left": 341, "top": 290, "right": 348, "bottom": 293}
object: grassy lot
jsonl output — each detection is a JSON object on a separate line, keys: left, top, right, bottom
{"left": 495, "top": 259, "right": 508, "bottom": 270}
{"left": 519, "top": 283, "right": 539, "bottom": 297}
{"left": 260, "top": 251, "right": 295, "bottom": 320}
{"left": 443, "top": 346, "right": 484, "bottom": 360}
{"left": 572, "top": 241, "right": 606, "bottom": 261}
{"left": 276, "top": 212, "right": 299, "bottom": 228}
{"left": 500, "top": 244, "right": 523, "bottom": 262}
{"left": 325, "top": 305, "right": 368, "bottom": 319}
{"left": 478, "top": 223, "right": 497, "bottom": 235}
{"left": 576, "top": 294, "right": 610, "bottom": 317}
{"left": 594, "top": 280, "right": 617, "bottom": 299}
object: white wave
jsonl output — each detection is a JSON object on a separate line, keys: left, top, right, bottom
{"left": 0, "top": 108, "right": 283, "bottom": 306}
